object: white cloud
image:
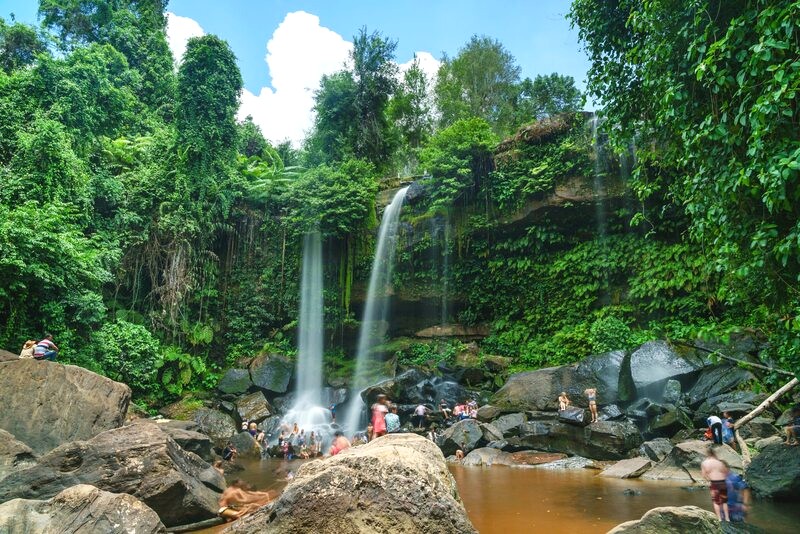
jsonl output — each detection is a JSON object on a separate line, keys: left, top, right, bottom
{"left": 165, "top": 12, "right": 205, "bottom": 64}
{"left": 238, "top": 11, "right": 352, "bottom": 146}
{"left": 165, "top": 10, "right": 440, "bottom": 147}
{"left": 398, "top": 51, "right": 441, "bottom": 84}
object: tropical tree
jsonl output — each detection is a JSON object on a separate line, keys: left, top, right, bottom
{"left": 434, "top": 35, "right": 521, "bottom": 135}
{"left": 515, "top": 73, "right": 583, "bottom": 122}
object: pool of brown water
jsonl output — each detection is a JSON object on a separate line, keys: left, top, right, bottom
{"left": 199, "top": 458, "right": 799, "bottom": 533}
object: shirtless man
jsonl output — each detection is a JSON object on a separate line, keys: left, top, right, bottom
{"left": 584, "top": 388, "right": 598, "bottom": 423}
{"left": 700, "top": 448, "right": 730, "bottom": 521}
{"left": 218, "top": 480, "right": 276, "bottom": 521}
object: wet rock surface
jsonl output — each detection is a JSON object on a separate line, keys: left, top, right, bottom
{"left": 218, "top": 368, "right": 253, "bottom": 395}
{"left": 0, "top": 423, "right": 224, "bottom": 527}
{"left": 235, "top": 391, "right": 273, "bottom": 423}
{"left": 0, "top": 484, "right": 166, "bottom": 534}
{"left": 223, "top": 434, "right": 477, "bottom": 534}
{"left": 608, "top": 505, "right": 722, "bottom": 533}
{"left": 0, "top": 360, "right": 130, "bottom": 455}
{"left": 746, "top": 443, "right": 800, "bottom": 500}
{"left": 249, "top": 354, "right": 293, "bottom": 394}
{"left": 194, "top": 408, "right": 237, "bottom": 448}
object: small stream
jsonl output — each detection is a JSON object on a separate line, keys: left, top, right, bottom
{"left": 199, "top": 457, "right": 799, "bottom": 533}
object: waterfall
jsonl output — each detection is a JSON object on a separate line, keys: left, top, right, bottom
{"left": 280, "top": 231, "right": 333, "bottom": 450}
{"left": 441, "top": 215, "right": 451, "bottom": 326}
{"left": 341, "top": 186, "right": 409, "bottom": 434}
{"left": 295, "top": 231, "right": 323, "bottom": 406}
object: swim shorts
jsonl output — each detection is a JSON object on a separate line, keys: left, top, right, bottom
{"left": 710, "top": 479, "right": 728, "bottom": 505}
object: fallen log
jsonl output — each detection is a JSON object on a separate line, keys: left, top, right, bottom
{"left": 166, "top": 516, "right": 225, "bottom": 533}
{"left": 733, "top": 376, "right": 799, "bottom": 468}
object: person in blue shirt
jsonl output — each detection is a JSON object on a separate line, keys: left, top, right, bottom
{"left": 725, "top": 470, "right": 750, "bottom": 522}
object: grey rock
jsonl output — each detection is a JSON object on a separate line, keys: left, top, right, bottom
{"left": 629, "top": 341, "right": 704, "bottom": 392}
{"left": 0, "top": 484, "right": 166, "bottom": 534}
{"left": 222, "top": 434, "right": 477, "bottom": 534}
{"left": 230, "top": 431, "right": 262, "bottom": 459}
{"left": 510, "top": 417, "right": 642, "bottom": 460}
{"left": 0, "top": 360, "right": 130, "bottom": 455}
{"left": 648, "top": 408, "right": 693, "bottom": 438}
{"left": 558, "top": 406, "right": 587, "bottom": 426}
{"left": 686, "top": 365, "right": 755, "bottom": 407}
{"left": 491, "top": 413, "right": 527, "bottom": 437}
{"left": 194, "top": 408, "right": 237, "bottom": 448}
{"left": 600, "top": 404, "right": 624, "bottom": 421}
{"left": 476, "top": 404, "right": 502, "bottom": 422}
{"left": 608, "top": 506, "right": 722, "bottom": 533}
{"left": 737, "top": 417, "right": 778, "bottom": 440}
{"left": 747, "top": 443, "right": 800, "bottom": 500}
{"left": 639, "top": 438, "right": 673, "bottom": 462}
{"left": 754, "top": 436, "right": 782, "bottom": 450}
{"left": 153, "top": 422, "right": 215, "bottom": 463}
{"left": 662, "top": 379, "right": 682, "bottom": 404}
{"left": 437, "top": 419, "right": 485, "bottom": 456}
{"left": 249, "top": 354, "right": 293, "bottom": 394}
{"left": 236, "top": 391, "right": 273, "bottom": 423}
{"left": 0, "top": 423, "right": 225, "bottom": 527}
{"left": 462, "top": 447, "right": 513, "bottom": 467}
{"left": 0, "top": 429, "right": 37, "bottom": 480}
{"left": 696, "top": 391, "right": 768, "bottom": 419}
{"left": 599, "top": 457, "right": 652, "bottom": 479}
{"left": 218, "top": 368, "right": 252, "bottom": 395}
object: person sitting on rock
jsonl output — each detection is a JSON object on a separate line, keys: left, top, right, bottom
{"left": 455, "top": 449, "right": 464, "bottom": 460}
{"left": 213, "top": 460, "right": 225, "bottom": 476}
{"left": 439, "top": 399, "right": 452, "bottom": 420}
{"left": 19, "top": 340, "right": 36, "bottom": 359}
{"left": 385, "top": 404, "right": 401, "bottom": 433}
{"left": 33, "top": 333, "right": 59, "bottom": 361}
{"left": 329, "top": 430, "right": 351, "bottom": 456}
{"left": 222, "top": 442, "right": 237, "bottom": 462}
{"left": 452, "top": 403, "right": 464, "bottom": 420}
{"left": 783, "top": 405, "right": 800, "bottom": 445}
{"left": 701, "top": 447, "right": 730, "bottom": 521}
{"left": 558, "top": 392, "right": 570, "bottom": 411}
{"left": 218, "top": 479, "right": 276, "bottom": 522}
{"left": 241, "top": 421, "right": 249, "bottom": 432}
{"left": 248, "top": 422, "right": 258, "bottom": 437}
{"left": 427, "top": 424, "right": 439, "bottom": 443}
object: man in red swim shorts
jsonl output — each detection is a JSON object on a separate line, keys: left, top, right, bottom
{"left": 701, "top": 447, "right": 730, "bottom": 521}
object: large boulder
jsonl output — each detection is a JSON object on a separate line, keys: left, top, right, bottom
{"left": 0, "top": 423, "right": 225, "bottom": 527}
{"left": 0, "top": 429, "right": 37, "bottom": 479}
{"left": 746, "top": 443, "right": 800, "bottom": 500}
{"left": 608, "top": 506, "right": 721, "bottom": 533}
{"left": 461, "top": 447, "right": 514, "bottom": 467}
{"left": 491, "top": 412, "right": 527, "bottom": 437}
{"left": 685, "top": 365, "right": 755, "bottom": 407}
{"left": 218, "top": 368, "right": 252, "bottom": 395}
{"left": 230, "top": 431, "right": 262, "bottom": 459}
{"left": 152, "top": 421, "right": 215, "bottom": 463}
{"left": 236, "top": 391, "right": 273, "bottom": 423}
{"left": 0, "top": 484, "right": 166, "bottom": 533}
{"left": 642, "top": 441, "right": 741, "bottom": 484}
{"left": 0, "top": 360, "right": 131, "bottom": 455}
{"left": 194, "top": 408, "right": 237, "bottom": 448}
{"left": 628, "top": 341, "right": 704, "bottom": 394}
{"left": 508, "top": 416, "right": 642, "bottom": 460}
{"left": 223, "top": 434, "right": 476, "bottom": 534}
{"left": 438, "top": 419, "right": 486, "bottom": 456}
{"left": 639, "top": 438, "right": 673, "bottom": 462}
{"left": 648, "top": 407, "right": 693, "bottom": 437}
{"left": 249, "top": 354, "right": 293, "bottom": 394}
{"left": 0, "top": 349, "right": 18, "bottom": 362}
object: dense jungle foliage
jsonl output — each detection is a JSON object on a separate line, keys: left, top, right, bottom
{"left": 0, "top": 1, "right": 797, "bottom": 406}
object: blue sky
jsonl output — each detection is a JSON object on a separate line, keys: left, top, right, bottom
{"left": 1, "top": 1, "right": 592, "bottom": 143}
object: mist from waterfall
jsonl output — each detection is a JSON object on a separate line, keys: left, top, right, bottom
{"left": 341, "top": 186, "right": 409, "bottom": 434}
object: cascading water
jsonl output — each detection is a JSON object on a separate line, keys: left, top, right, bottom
{"left": 441, "top": 215, "right": 451, "bottom": 326}
{"left": 279, "top": 231, "right": 333, "bottom": 449}
{"left": 341, "top": 186, "right": 409, "bottom": 434}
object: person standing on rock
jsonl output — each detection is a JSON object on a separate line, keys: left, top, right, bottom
{"left": 707, "top": 415, "right": 724, "bottom": 445}
{"left": 584, "top": 388, "right": 598, "bottom": 423}
{"left": 371, "top": 394, "right": 389, "bottom": 440}
{"left": 701, "top": 447, "right": 730, "bottom": 521}
{"left": 413, "top": 403, "right": 429, "bottom": 428}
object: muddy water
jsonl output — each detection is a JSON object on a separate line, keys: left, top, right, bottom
{"left": 200, "top": 458, "right": 799, "bottom": 533}
{"left": 451, "top": 465, "right": 798, "bottom": 533}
